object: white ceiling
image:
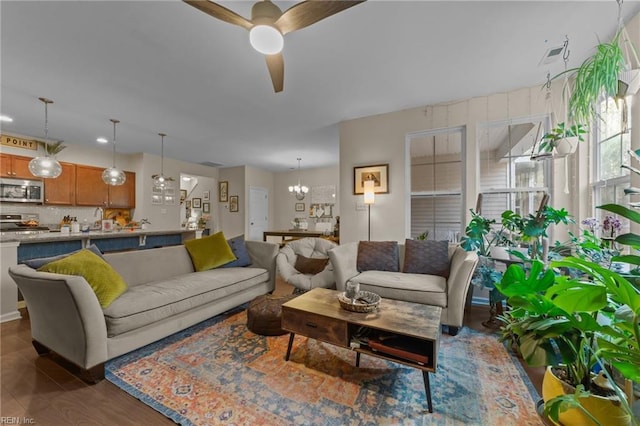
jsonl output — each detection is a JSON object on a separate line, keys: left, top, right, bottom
{"left": 2, "top": 1, "right": 639, "bottom": 172}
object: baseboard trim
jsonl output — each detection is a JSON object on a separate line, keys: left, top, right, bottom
{"left": 0, "top": 310, "right": 22, "bottom": 323}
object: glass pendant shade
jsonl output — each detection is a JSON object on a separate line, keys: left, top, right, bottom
{"left": 152, "top": 132, "right": 173, "bottom": 189}
{"left": 29, "top": 97, "right": 62, "bottom": 179}
{"left": 102, "top": 118, "right": 126, "bottom": 186}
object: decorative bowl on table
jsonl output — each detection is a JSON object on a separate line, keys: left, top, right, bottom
{"left": 338, "top": 290, "right": 381, "bottom": 313}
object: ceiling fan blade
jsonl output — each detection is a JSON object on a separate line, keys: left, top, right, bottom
{"left": 183, "top": 0, "right": 252, "bottom": 30}
{"left": 265, "top": 53, "right": 284, "bottom": 93}
{"left": 275, "top": 1, "right": 366, "bottom": 35}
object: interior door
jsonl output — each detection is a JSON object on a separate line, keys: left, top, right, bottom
{"left": 248, "top": 186, "right": 268, "bottom": 241}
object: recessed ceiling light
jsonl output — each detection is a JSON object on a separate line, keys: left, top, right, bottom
{"left": 0, "top": 114, "right": 13, "bottom": 122}
{"left": 182, "top": 176, "right": 191, "bottom": 181}
{"left": 96, "top": 137, "right": 108, "bottom": 143}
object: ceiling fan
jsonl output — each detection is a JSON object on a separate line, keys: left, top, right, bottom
{"left": 183, "top": 0, "right": 366, "bottom": 93}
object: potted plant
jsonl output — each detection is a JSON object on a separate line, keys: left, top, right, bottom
{"left": 496, "top": 257, "right": 639, "bottom": 425}
{"left": 538, "top": 122, "right": 587, "bottom": 157}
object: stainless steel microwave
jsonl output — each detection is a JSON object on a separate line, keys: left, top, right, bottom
{"left": 0, "top": 178, "right": 43, "bottom": 203}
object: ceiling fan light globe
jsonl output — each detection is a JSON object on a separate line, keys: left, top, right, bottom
{"left": 102, "top": 167, "right": 126, "bottom": 186}
{"left": 249, "top": 25, "right": 283, "bottom": 55}
{"left": 29, "top": 156, "right": 62, "bottom": 178}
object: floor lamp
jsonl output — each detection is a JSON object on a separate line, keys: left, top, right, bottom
{"left": 363, "top": 180, "right": 375, "bottom": 241}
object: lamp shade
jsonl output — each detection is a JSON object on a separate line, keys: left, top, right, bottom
{"left": 363, "top": 180, "right": 375, "bottom": 204}
{"left": 29, "top": 156, "right": 62, "bottom": 178}
{"left": 102, "top": 167, "right": 126, "bottom": 186}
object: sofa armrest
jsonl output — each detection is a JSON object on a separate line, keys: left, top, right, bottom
{"left": 276, "top": 245, "right": 299, "bottom": 282}
{"left": 328, "top": 242, "right": 360, "bottom": 292}
{"left": 245, "top": 240, "right": 279, "bottom": 292}
{"left": 8, "top": 264, "right": 108, "bottom": 369}
{"left": 445, "top": 247, "right": 479, "bottom": 327}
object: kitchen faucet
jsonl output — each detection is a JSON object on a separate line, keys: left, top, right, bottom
{"left": 94, "top": 207, "right": 103, "bottom": 219}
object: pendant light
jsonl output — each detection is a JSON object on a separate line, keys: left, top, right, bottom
{"left": 28, "top": 97, "right": 63, "bottom": 178}
{"left": 102, "top": 119, "right": 126, "bottom": 186}
{"left": 288, "top": 157, "right": 309, "bottom": 200}
{"left": 152, "top": 132, "right": 174, "bottom": 189}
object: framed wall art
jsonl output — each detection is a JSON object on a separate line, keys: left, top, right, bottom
{"left": 203, "top": 190, "right": 210, "bottom": 201}
{"left": 295, "top": 202, "right": 305, "bottom": 212}
{"left": 185, "top": 200, "right": 191, "bottom": 209}
{"left": 219, "top": 181, "right": 228, "bottom": 202}
{"left": 193, "top": 198, "right": 202, "bottom": 209}
{"left": 180, "top": 189, "right": 187, "bottom": 203}
{"left": 203, "top": 202, "right": 210, "bottom": 214}
{"left": 353, "top": 164, "right": 389, "bottom": 195}
{"left": 229, "top": 195, "right": 238, "bottom": 212}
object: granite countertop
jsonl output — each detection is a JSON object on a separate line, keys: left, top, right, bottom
{"left": 0, "top": 228, "right": 195, "bottom": 243}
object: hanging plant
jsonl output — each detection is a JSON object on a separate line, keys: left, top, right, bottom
{"left": 538, "top": 122, "right": 587, "bottom": 155}
{"left": 566, "top": 32, "right": 625, "bottom": 124}
{"left": 40, "top": 140, "right": 66, "bottom": 156}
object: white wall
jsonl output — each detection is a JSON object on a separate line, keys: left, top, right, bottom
{"left": 218, "top": 166, "right": 246, "bottom": 238}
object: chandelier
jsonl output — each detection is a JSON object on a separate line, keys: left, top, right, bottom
{"left": 288, "top": 157, "right": 309, "bottom": 200}
{"left": 28, "top": 97, "right": 63, "bottom": 178}
{"left": 152, "top": 132, "right": 174, "bottom": 188}
{"left": 102, "top": 119, "right": 126, "bottom": 186}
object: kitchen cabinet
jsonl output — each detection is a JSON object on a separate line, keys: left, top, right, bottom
{"left": 44, "top": 162, "right": 75, "bottom": 205}
{"left": 0, "top": 153, "right": 36, "bottom": 179}
{"left": 75, "top": 165, "right": 135, "bottom": 208}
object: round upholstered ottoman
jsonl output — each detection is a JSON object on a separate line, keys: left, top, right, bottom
{"left": 246, "top": 294, "right": 297, "bottom": 336}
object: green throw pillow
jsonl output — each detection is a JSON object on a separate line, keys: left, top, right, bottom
{"left": 184, "top": 231, "right": 237, "bottom": 272}
{"left": 38, "top": 249, "right": 128, "bottom": 308}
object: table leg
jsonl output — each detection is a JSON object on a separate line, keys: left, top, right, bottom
{"left": 356, "top": 352, "right": 361, "bottom": 367}
{"left": 285, "top": 332, "right": 295, "bottom": 361}
{"left": 423, "top": 371, "right": 433, "bottom": 413}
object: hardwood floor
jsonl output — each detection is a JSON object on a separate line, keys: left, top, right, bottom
{"left": 1, "top": 279, "right": 544, "bottom": 425}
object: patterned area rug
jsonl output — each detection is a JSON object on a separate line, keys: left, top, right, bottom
{"left": 106, "top": 307, "right": 543, "bottom": 425}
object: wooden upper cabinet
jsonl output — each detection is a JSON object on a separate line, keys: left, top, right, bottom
{"left": 44, "top": 162, "right": 76, "bottom": 205}
{"left": 108, "top": 171, "right": 136, "bottom": 208}
{"left": 0, "top": 153, "right": 37, "bottom": 179}
{"left": 75, "top": 165, "right": 108, "bottom": 206}
{"left": 75, "top": 165, "right": 135, "bottom": 208}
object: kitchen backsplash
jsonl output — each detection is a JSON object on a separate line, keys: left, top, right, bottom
{"left": 0, "top": 204, "right": 113, "bottom": 230}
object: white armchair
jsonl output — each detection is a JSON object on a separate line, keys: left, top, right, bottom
{"left": 276, "top": 237, "right": 338, "bottom": 292}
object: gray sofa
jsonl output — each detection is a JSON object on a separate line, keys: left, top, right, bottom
{"left": 8, "top": 240, "right": 278, "bottom": 382}
{"left": 328, "top": 242, "right": 478, "bottom": 335}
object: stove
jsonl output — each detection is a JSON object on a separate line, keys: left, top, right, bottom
{"left": 0, "top": 214, "right": 50, "bottom": 235}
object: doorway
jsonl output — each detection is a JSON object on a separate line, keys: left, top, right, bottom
{"left": 248, "top": 186, "right": 268, "bottom": 241}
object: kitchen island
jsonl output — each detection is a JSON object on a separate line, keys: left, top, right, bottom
{"left": 0, "top": 228, "right": 197, "bottom": 323}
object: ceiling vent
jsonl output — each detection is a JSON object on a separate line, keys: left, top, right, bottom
{"left": 200, "top": 161, "right": 224, "bottom": 168}
{"left": 538, "top": 44, "right": 565, "bottom": 66}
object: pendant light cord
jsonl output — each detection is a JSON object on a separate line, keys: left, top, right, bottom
{"left": 110, "top": 119, "right": 120, "bottom": 168}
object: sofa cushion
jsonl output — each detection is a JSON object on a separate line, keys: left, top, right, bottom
{"left": 184, "top": 231, "right": 237, "bottom": 272}
{"left": 350, "top": 270, "right": 447, "bottom": 307}
{"left": 357, "top": 241, "right": 399, "bottom": 272}
{"left": 23, "top": 244, "right": 104, "bottom": 269}
{"left": 104, "top": 267, "right": 269, "bottom": 336}
{"left": 221, "top": 234, "right": 252, "bottom": 268}
{"left": 294, "top": 254, "right": 329, "bottom": 275}
{"left": 403, "top": 239, "right": 451, "bottom": 278}
{"left": 38, "top": 249, "right": 127, "bottom": 308}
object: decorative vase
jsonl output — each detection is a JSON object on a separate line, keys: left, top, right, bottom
{"left": 542, "top": 366, "right": 631, "bottom": 426}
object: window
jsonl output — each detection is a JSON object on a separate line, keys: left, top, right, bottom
{"left": 477, "top": 118, "right": 551, "bottom": 225}
{"left": 409, "top": 127, "right": 464, "bottom": 241}
{"left": 593, "top": 97, "right": 632, "bottom": 224}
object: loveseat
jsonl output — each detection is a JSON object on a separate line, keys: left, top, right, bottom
{"left": 8, "top": 239, "right": 278, "bottom": 382}
{"left": 328, "top": 241, "right": 478, "bottom": 335}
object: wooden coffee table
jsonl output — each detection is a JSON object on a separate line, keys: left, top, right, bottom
{"left": 281, "top": 287, "right": 442, "bottom": 413}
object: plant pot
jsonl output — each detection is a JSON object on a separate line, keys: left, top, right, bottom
{"left": 542, "top": 366, "right": 631, "bottom": 426}
{"left": 554, "top": 136, "right": 579, "bottom": 156}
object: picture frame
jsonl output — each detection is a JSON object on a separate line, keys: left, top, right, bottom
{"left": 353, "top": 164, "right": 389, "bottom": 195}
{"left": 151, "top": 194, "right": 163, "bottom": 205}
{"left": 219, "top": 181, "right": 228, "bottom": 202}
{"left": 164, "top": 195, "right": 176, "bottom": 205}
{"left": 193, "top": 198, "right": 202, "bottom": 209}
{"left": 180, "top": 189, "right": 187, "bottom": 203}
{"left": 203, "top": 202, "right": 210, "bottom": 214}
{"left": 229, "top": 195, "right": 239, "bottom": 212}
{"left": 295, "top": 202, "right": 305, "bottom": 212}
{"left": 185, "top": 200, "right": 191, "bottom": 209}
{"left": 152, "top": 186, "right": 163, "bottom": 195}
{"left": 164, "top": 187, "right": 175, "bottom": 196}
{"left": 203, "top": 190, "right": 210, "bottom": 201}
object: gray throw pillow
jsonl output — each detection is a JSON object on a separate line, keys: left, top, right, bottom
{"left": 357, "top": 241, "right": 399, "bottom": 272}
{"left": 403, "top": 239, "right": 450, "bottom": 278}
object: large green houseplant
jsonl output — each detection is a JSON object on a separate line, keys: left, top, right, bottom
{"left": 496, "top": 256, "right": 639, "bottom": 425}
